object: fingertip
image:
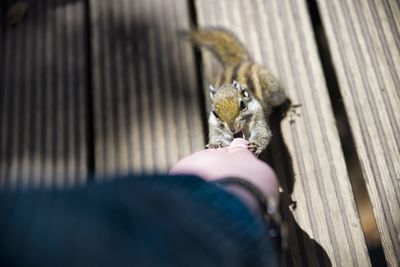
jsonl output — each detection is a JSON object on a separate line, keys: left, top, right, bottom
{"left": 230, "top": 138, "right": 249, "bottom": 146}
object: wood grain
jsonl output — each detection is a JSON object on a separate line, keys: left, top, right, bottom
{"left": 316, "top": 0, "right": 400, "bottom": 265}
{"left": 194, "top": 0, "right": 371, "bottom": 266}
{"left": 0, "top": 0, "right": 88, "bottom": 188}
{"left": 89, "top": 0, "right": 205, "bottom": 175}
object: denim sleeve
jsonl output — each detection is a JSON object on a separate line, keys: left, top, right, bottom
{"left": 0, "top": 175, "right": 279, "bottom": 267}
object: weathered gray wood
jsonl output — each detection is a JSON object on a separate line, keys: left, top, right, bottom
{"left": 194, "top": 0, "right": 371, "bottom": 266}
{"left": 316, "top": 0, "right": 400, "bottom": 265}
{"left": 89, "top": 0, "right": 204, "bottom": 175}
{"left": 0, "top": 0, "right": 88, "bottom": 188}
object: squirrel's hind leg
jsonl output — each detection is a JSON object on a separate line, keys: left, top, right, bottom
{"left": 258, "top": 69, "right": 288, "bottom": 111}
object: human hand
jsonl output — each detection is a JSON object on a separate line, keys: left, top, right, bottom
{"left": 169, "top": 138, "right": 279, "bottom": 212}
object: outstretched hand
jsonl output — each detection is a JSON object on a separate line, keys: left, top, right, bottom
{"left": 169, "top": 138, "right": 279, "bottom": 212}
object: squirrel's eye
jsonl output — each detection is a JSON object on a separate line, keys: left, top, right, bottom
{"left": 239, "top": 100, "right": 247, "bottom": 110}
{"left": 212, "top": 110, "right": 219, "bottom": 119}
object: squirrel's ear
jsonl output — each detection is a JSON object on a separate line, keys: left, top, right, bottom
{"left": 209, "top": 85, "right": 216, "bottom": 99}
{"left": 232, "top": 80, "right": 241, "bottom": 91}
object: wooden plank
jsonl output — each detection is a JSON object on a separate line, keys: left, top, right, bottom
{"left": 89, "top": 0, "right": 204, "bottom": 175}
{"left": 315, "top": 0, "right": 400, "bottom": 265}
{"left": 193, "top": 0, "right": 371, "bottom": 266}
{"left": 0, "top": 0, "right": 88, "bottom": 188}
{"left": 0, "top": 2, "right": 3, "bottom": 125}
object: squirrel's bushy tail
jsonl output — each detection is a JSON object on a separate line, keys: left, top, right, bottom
{"left": 190, "top": 28, "right": 250, "bottom": 67}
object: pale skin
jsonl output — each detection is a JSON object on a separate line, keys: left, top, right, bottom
{"left": 169, "top": 138, "right": 279, "bottom": 213}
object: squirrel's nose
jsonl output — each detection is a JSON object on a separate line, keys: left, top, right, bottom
{"left": 228, "top": 125, "right": 237, "bottom": 134}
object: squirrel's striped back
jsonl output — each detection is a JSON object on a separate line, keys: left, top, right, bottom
{"left": 214, "top": 62, "right": 264, "bottom": 102}
{"left": 191, "top": 28, "right": 284, "bottom": 111}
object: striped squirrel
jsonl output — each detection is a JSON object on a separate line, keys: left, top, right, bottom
{"left": 191, "top": 28, "right": 287, "bottom": 155}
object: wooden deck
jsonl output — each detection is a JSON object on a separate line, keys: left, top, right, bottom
{"left": 0, "top": 0, "right": 399, "bottom": 266}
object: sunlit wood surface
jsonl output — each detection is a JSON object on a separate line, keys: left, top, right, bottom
{"left": 0, "top": 0, "right": 398, "bottom": 266}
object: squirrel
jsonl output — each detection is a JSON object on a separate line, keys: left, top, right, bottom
{"left": 190, "top": 28, "right": 287, "bottom": 155}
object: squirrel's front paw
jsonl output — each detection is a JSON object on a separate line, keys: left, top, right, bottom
{"left": 205, "top": 143, "right": 226, "bottom": 149}
{"left": 247, "top": 142, "right": 261, "bottom": 156}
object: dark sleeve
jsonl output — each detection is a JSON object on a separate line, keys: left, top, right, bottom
{"left": 0, "top": 175, "right": 279, "bottom": 267}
